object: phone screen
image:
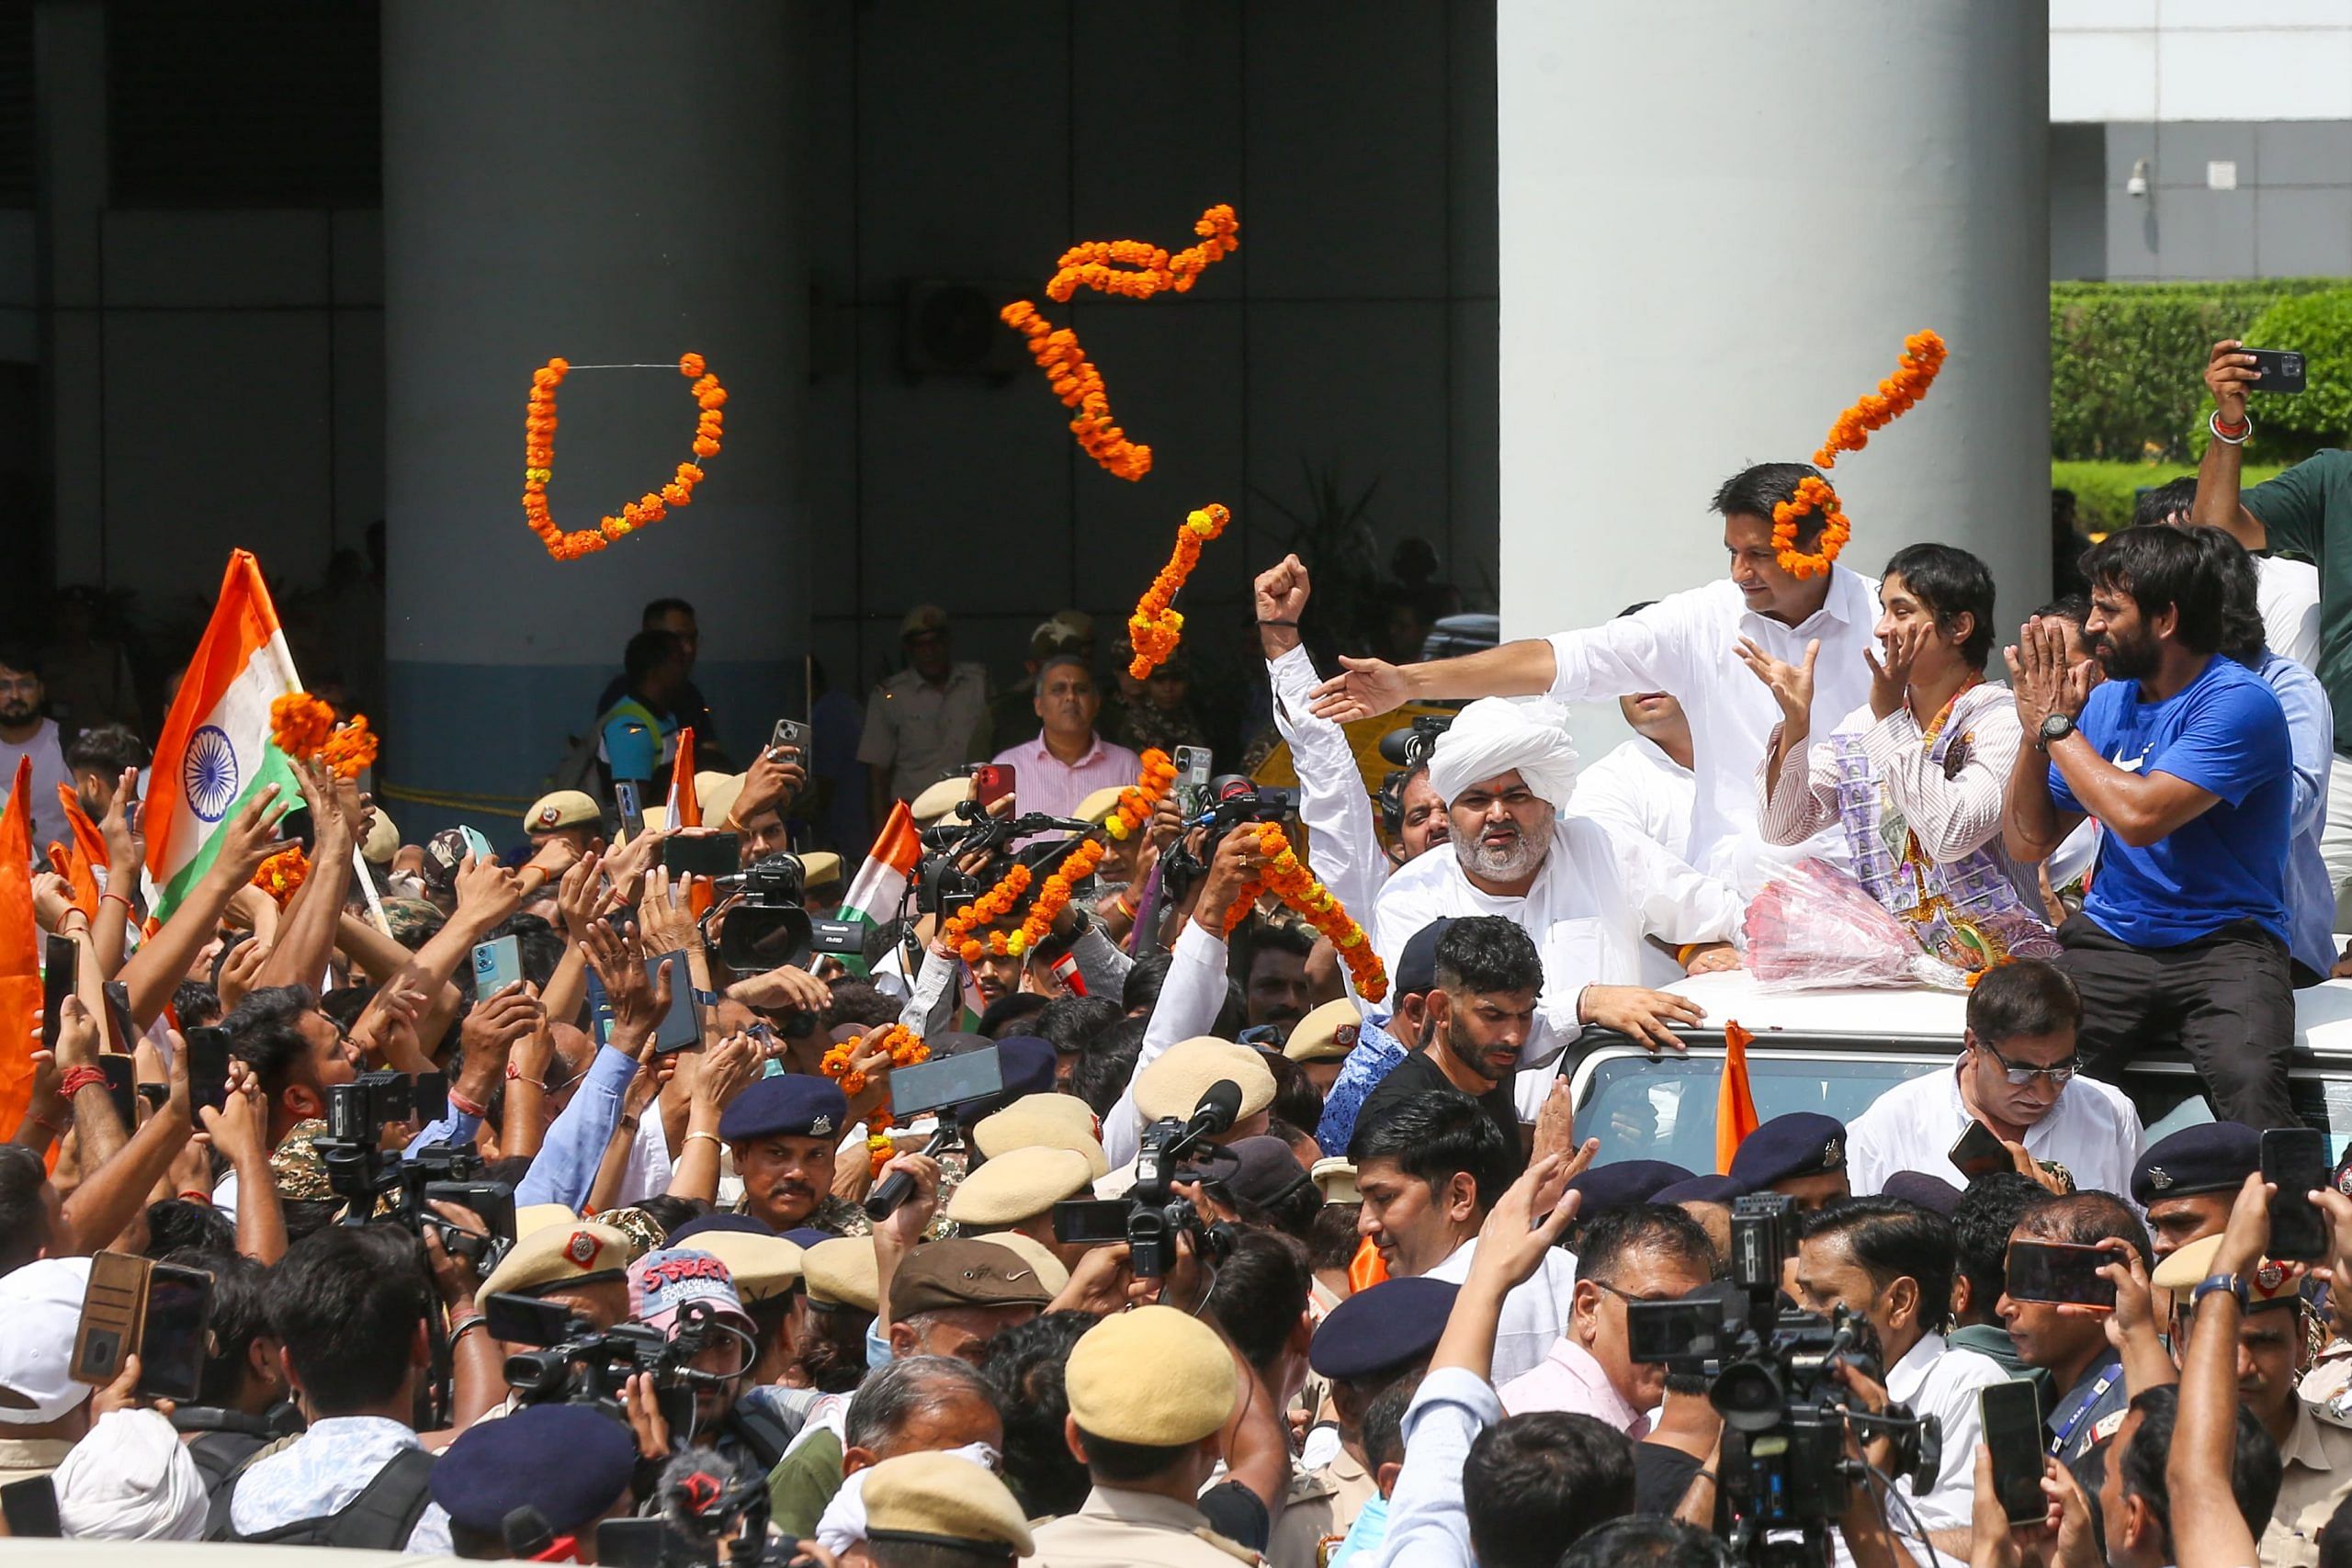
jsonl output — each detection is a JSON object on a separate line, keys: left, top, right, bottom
{"left": 1980, "top": 1379, "right": 2045, "bottom": 1525}
{"left": 2006, "top": 1240, "right": 2117, "bottom": 1307}
{"left": 2263, "top": 1127, "right": 2332, "bottom": 1261}
{"left": 471, "top": 934, "right": 524, "bottom": 998}
{"left": 1174, "top": 746, "right": 1214, "bottom": 819}
{"left": 666, "top": 832, "right": 741, "bottom": 881}
{"left": 1949, "top": 1120, "right": 2011, "bottom": 1181}
{"left": 139, "top": 1262, "right": 213, "bottom": 1402}
{"left": 40, "top": 933, "right": 74, "bottom": 1052}
{"left": 1052, "top": 1198, "right": 1132, "bottom": 1246}
{"left": 889, "top": 1047, "right": 1005, "bottom": 1118}
{"left": 184, "top": 1025, "right": 231, "bottom": 1115}
{"left": 644, "top": 953, "right": 701, "bottom": 1053}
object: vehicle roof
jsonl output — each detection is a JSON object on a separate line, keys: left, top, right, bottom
{"left": 1659, "top": 969, "right": 2352, "bottom": 1061}
{"left": 0, "top": 1547, "right": 447, "bottom": 1567}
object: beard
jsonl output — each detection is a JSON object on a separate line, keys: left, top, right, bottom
{"left": 1452, "top": 806, "right": 1554, "bottom": 881}
{"left": 2094, "top": 627, "right": 2158, "bottom": 681}
{"left": 0, "top": 702, "right": 32, "bottom": 727}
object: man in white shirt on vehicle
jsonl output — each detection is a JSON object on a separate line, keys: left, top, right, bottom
{"left": 1844, "top": 957, "right": 2143, "bottom": 1201}
{"left": 1796, "top": 1196, "right": 2010, "bottom": 1565}
{"left": 1569, "top": 603, "right": 1699, "bottom": 864}
{"left": 1371, "top": 694, "right": 1744, "bottom": 1113}
{"left": 1313, "top": 462, "right": 1882, "bottom": 892}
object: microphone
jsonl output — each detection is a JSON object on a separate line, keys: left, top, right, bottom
{"left": 1187, "top": 1078, "right": 1244, "bottom": 1139}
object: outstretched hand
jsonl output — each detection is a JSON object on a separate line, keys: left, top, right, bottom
{"left": 1736, "top": 637, "right": 1818, "bottom": 733}
{"left": 1307, "top": 656, "right": 1411, "bottom": 724}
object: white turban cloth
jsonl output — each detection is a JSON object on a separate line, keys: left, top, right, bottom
{"left": 54, "top": 1407, "right": 209, "bottom": 1540}
{"left": 815, "top": 1440, "right": 1001, "bottom": 1554}
{"left": 1424, "top": 697, "right": 1581, "bottom": 809}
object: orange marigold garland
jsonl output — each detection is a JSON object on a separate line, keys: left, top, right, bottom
{"left": 941, "top": 750, "right": 1180, "bottom": 960}
{"left": 1220, "top": 823, "right": 1387, "bottom": 1003}
{"left": 522, "top": 352, "right": 725, "bottom": 562}
{"left": 1128, "top": 505, "right": 1231, "bottom": 679}
{"left": 821, "top": 1025, "right": 932, "bottom": 1175}
{"left": 1102, "top": 750, "right": 1179, "bottom": 842}
{"left": 1001, "top": 204, "right": 1239, "bottom": 481}
{"left": 270, "top": 693, "right": 379, "bottom": 779}
{"left": 1770, "top": 330, "right": 1948, "bottom": 581}
{"left": 253, "top": 845, "right": 310, "bottom": 906}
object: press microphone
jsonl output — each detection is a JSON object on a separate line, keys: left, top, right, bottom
{"left": 1186, "top": 1078, "right": 1244, "bottom": 1140}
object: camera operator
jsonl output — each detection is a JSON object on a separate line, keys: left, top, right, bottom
{"left": 625, "top": 1247, "right": 800, "bottom": 1471}
{"left": 481, "top": 1218, "right": 634, "bottom": 1331}
{"left": 161, "top": 1249, "right": 300, "bottom": 1513}
{"left": 1793, "top": 1198, "right": 2010, "bottom": 1562}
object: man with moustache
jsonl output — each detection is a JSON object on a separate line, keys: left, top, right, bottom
{"left": 2004, "top": 525, "right": 2297, "bottom": 1129}
{"left": 722, "top": 1075, "right": 871, "bottom": 1236}
{"left": 1359, "top": 918, "right": 1544, "bottom": 1177}
{"left": 1369, "top": 696, "right": 1742, "bottom": 1112}
{"left": 0, "top": 644, "right": 71, "bottom": 860}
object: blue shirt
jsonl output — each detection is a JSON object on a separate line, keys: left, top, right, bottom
{"left": 1316, "top": 1015, "right": 1408, "bottom": 1157}
{"left": 2051, "top": 653, "right": 2292, "bottom": 948}
{"left": 2258, "top": 651, "right": 2336, "bottom": 977}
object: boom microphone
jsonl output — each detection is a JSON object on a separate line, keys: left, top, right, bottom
{"left": 1189, "top": 1078, "right": 1244, "bottom": 1139}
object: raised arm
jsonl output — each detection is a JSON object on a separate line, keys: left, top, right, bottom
{"left": 1259, "top": 557, "right": 1390, "bottom": 938}
{"left": 2169, "top": 1173, "right": 2270, "bottom": 1568}
{"left": 253, "top": 759, "right": 356, "bottom": 992}
{"left": 59, "top": 1017, "right": 196, "bottom": 1255}
{"left": 1736, "top": 637, "right": 1836, "bottom": 845}
{"left": 1309, "top": 638, "right": 1560, "bottom": 725}
{"left": 120, "top": 785, "right": 290, "bottom": 1029}
{"left": 2190, "top": 338, "right": 2268, "bottom": 551}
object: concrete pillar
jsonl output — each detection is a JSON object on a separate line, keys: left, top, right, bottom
{"left": 1496, "top": 1, "right": 2048, "bottom": 754}
{"left": 381, "top": 2, "right": 802, "bottom": 835}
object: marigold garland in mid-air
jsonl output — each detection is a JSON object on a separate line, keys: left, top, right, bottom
{"left": 821, "top": 1024, "right": 931, "bottom": 1175}
{"left": 1221, "top": 823, "right": 1387, "bottom": 1002}
{"left": 522, "top": 353, "right": 724, "bottom": 562}
{"left": 1001, "top": 204, "right": 1239, "bottom": 482}
{"left": 1102, "top": 750, "right": 1179, "bottom": 842}
{"left": 1128, "top": 505, "right": 1231, "bottom": 679}
{"left": 942, "top": 750, "right": 1179, "bottom": 962}
{"left": 270, "top": 692, "right": 379, "bottom": 779}
{"left": 253, "top": 845, "right": 310, "bottom": 906}
{"left": 1770, "top": 330, "right": 1948, "bottom": 581}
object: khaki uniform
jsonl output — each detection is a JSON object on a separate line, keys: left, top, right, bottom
{"left": 0, "top": 1436, "right": 73, "bottom": 1488}
{"left": 1266, "top": 1451, "right": 1379, "bottom": 1568}
{"left": 2262, "top": 1398, "right": 2352, "bottom": 1567}
{"left": 859, "top": 662, "right": 990, "bottom": 806}
{"left": 1025, "top": 1485, "right": 1263, "bottom": 1567}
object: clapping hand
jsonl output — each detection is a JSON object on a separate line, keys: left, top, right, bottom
{"left": 1735, "top": 637, "right": 1818, "bottom": 735}
{"left": 2005, "top": 616, "right": 2093, "bottom": 740}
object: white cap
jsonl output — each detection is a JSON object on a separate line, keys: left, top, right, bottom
{"left": 0, "top": 1257, "right": 94, "bottom": 1425}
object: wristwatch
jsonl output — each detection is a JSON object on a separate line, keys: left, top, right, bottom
{"left": 2193, "top": 1272, "right": 2246, "bottom": 1311}
{"left": 2037, "top": 712, "right": 2076, "bottom": 750}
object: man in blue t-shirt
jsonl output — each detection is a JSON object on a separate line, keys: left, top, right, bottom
{"left": 2003, "top": 525, "right": 2296, "bottom": 1128}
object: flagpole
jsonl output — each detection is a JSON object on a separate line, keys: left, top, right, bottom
{"left": 352, "top": 841, "right": 391, "bottom": 937}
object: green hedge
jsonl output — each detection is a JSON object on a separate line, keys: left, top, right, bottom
{"left": 2052, "top": 457, "right": 2287, "bottom": 538}
{"left": 2051, "top": 278, "right": 2344, "bottom": 462}
{"left": 2244, "top": 289, "right": 2352, "bottom": 462}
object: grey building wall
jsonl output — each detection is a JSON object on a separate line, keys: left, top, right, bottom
{"left": 2080, "top": 119, "right": 2352, "bottom": 279}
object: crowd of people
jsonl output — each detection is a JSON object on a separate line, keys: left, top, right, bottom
{"left": 6, "top": 337, "right": 2352, "bottom": 1568}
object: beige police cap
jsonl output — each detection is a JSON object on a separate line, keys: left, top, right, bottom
{"left": 526, "top": 790, "right": 602, "bottom": 835}
{"left": 902, "top": 604, "right": 950, "bottom": 639}
{"left": 1067, "top": 1304, "right": 1238, "bottom": 1445}
{"left": 360, "top": 807, "right": 402, "bottom": 864}
{"left": 910, "top": 775, "right": 975, "bottom": 827}
{"left": 858, "top": 1450, "right": 1035, "bottom": 1556}
{"left": 972, "top": 1094, "right": 1109, "bottom": 1179}
{"left": 1311, "top": 1157, "right": 1361, "bottom": 1205}
{"left": 2150, "top": 1234, "right": 2310, "bottom": 1307}
{"left": 1134, "top": 1037, "right": 1276, "bottom": 1123}
{"left": 971, "top": 1231, "right": 1069, "bottom": 1297}
{"left": 1285, "top": 998, "right": 1363, "bottom": 1065}
{"left": 1072, "top": 786, "right": 1125, "bottom": 826}
{"left": 944, "top": 1145, "right": 1094, "bottom": 1226}
{"left": 800, "top": 851, "right": 844, "bottom": 894}
{"left": 690, "top": 1231, "right": 805, "bottom": 1305}
{"left": 802, "top": 1235, "right": 882, "bottom": 1314}
{"left": 516, "top": 1203, "right": 582, "bottom": 1238}
{"left": 699, "top": 772, "right": 746, "bottom": 829}
{"left": 480, "top": 1221, "right": 632, "bottom": 1299}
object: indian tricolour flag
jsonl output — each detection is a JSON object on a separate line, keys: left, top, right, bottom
{"left": 834, "top": 801, "right": 923, "bottom": 974}
{"left": 143, "top": 551, "right": 303, "bottom": 920}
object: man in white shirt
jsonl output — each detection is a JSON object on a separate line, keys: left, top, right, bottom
{"left": 1351, "top": 1091, "right": 1577, "bottom": 1387}
{"left": 1313, "top": 462, "right": 1882, "bottom": 891}
{"left": 1795, "top": 1196, "right": 2009, "bottom": 1563}
{"left": 1569, "top": 603, "right": 1698, "bottom": 863}
{"left": 1845, "top": 957, "right": 2143, "bottom": 1201}
{"left": 0, "top": 646, "right": 72, "bottom": 861}
{"left": 1372, "top": 695, "right": 1743, "bottom": 1112}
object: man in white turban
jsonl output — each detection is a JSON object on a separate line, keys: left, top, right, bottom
{"left": 54, "top": 1407, "right": 209, "bottom": 1540}
{"left": 1373, "top": 697, "right": 1745, "bottom": 1113}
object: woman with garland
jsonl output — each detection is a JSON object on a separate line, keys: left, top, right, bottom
{"left": 1738, "top": 542, "right": 2059, "bottom": 974}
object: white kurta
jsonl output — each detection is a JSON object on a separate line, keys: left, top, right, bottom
{"left": 1424, "top": 1235, "right": 1580, "bottom": 1390}
{"left": 1844, "top": 1055, "right": 2144, "bottom": 1202}
{"left": 1372, "top": 814, "right": 1744, "bottom": 1116}
{"left": 1570, "top": 736, "right": 1696, "bottom": 862}
{"left": 2258, "top": 553, "right": 2324, "bottom": 673}
{"left": 1545, "top": 570, "right": 1881, "bottom": 893}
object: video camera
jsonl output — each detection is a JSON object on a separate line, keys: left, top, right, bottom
{"left": 311, "top": 1070, "right": 515, "bottom": 1274}
{"left": 487, "top": 1291, "right": 741, "bottom": 1441}
{"left": 1159, "top": 779, "right": 1299, "bottom": 899}
{"left": 1376, "top": 714, "right": 1453, "bottom": 770}
{"left": 1623, "top": 1194, "right": 1940, "bottom": 1566}
{"left": 1122, "top": 1079, "right": 1245, "bottom": 1279}
{"left": 912, "top": 804, "right": 1100, "bottom": 917}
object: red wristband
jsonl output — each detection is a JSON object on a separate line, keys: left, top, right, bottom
{"left": 58, "top": 1066, "right": 108, "bottom": 1100}
{"left": 178, "top": 1190, "right": 211, "bottom": 1205}
{"left": 447, "top": 1089, "right": 487, "bottom": 1119}
{"left": 504, "top": 1061, "right": 524, "bottom": 1081}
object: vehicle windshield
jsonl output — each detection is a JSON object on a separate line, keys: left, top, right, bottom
{"left": 1570, "top": 1048, "right": 1947, "bottom": 1171}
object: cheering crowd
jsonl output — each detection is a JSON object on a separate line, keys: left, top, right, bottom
{"left": 3, "top": 336, "right": 2352, "bottom": 1568}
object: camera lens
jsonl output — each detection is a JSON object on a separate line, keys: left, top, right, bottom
{"left": 1710, "top": 1360, "right": 1787, "bottom": 1433}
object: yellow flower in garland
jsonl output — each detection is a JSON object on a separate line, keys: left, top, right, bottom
{"left": 1129, "top": 505, "right": 1230, "bottom": 680}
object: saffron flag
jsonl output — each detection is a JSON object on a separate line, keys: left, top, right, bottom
{"left": 667, "top": 728, "right": 702, "bottom": 829}
{"left": 1715, "top": 1019, "right": 1761, "bottom": 1176}
{"left": 56, "top": 786, "right": 109, "bottom": 919}
{"left": 48, "top": 841, "right": 97, "bottom": 922}
{"left": 835, "top": 802, "right": 923, "bottom": 976}
{"left": 143, "top": 551, "right": 303, "bottom": 921}
{"left": 0, "top": 758, "right": 39, "bottom": 1142}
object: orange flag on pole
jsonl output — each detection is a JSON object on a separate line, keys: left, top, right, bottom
{"left": 667, "top": 728, "right": 710, "bottom": 916}
{"left": 1715, "top": 1020, "right": 1762, "bottom": 1176}
{"left": 48, "top": 841, "right": 98, "bottom": 921}
{"left": 0, "top": 757, "right": 40, "bottom": 1143}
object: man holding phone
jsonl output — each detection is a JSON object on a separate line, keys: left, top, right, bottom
{"left": 1844, "top": 959, "right": 2143, "bottom": 1200}
{"left": 1996, "top": 1192, "right": 2153, "bottom": 1466}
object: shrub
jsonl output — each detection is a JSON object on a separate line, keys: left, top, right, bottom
{"left": 2052, "top": 458, "right": 2288, "bottom": 539}
{"left": 2238, "top": 288, "right": 2352, "bottom": 463}
{"left": 2050, "top": 279, "right": 2342, "bottom": 462}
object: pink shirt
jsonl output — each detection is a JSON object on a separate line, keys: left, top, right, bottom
{"left": 991, "top": 732, "right": 1143, "bottom": 824}
{"left": 1497, "top": 1337, "right": 1652, "bottom": 1437}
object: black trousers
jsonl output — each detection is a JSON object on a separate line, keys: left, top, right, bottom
{"left": 2055, "top": 913, "right": 2297, "bottom": 1130}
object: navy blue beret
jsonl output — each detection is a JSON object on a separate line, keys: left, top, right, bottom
{"left": 1309, "top": 1276, "right": 1459, "bottom": 1380}
{"left": 1396, "top": 919, "right": 1456, "bottom": 998}
{"left": 1567, "top": 1160, "right": 1695, "bottom": 1219}
{"left": 2132, "top": 1121, "right": 2260, "bottom": 1206}
{"left": 1882, "top": 1170, "right": 1963, "bottom": 1217}
{"left": 1653, "top": 1173, "right": 1742, "bottom": 1205}
{"left": 1727, "top": 1112, "right": 1848, "bottom": 1190}
{"left": 430, "top": 1404, "right": 637, "bottom": 1534}
{"left": 665, "top": 1212, "right": 778, "bottom": 1246}
{"left": 780, "top": 1227, "right": 833, "bottom": 1250}
{"left": 993, "top": 1037, "right": 1057, "bottom": 1097}
{"left": 718, "top": 1073, "right": 849, "bottom": 1144}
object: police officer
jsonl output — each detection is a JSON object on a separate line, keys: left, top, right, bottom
{"left": 720, "top": 1076, "right": 869, "bottom": 1235}
{"left": 1025, "top": 1305, "right": 1265, "bottom": 1566}
{"left": 857, "top": 1449, "right": 1035, "bottom": 1568}
{"left": 1725, "top": 1111, "right": 1851, "bottom": 1213}
{"left": 2132, "top": 1121, "right": 2262, "bottom": 1261}
{"left": 427, "top": 1404, "right": 638, "bottom": 1561}
{"left": 859, "top": 604, "right": 991, "bottom": 827}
